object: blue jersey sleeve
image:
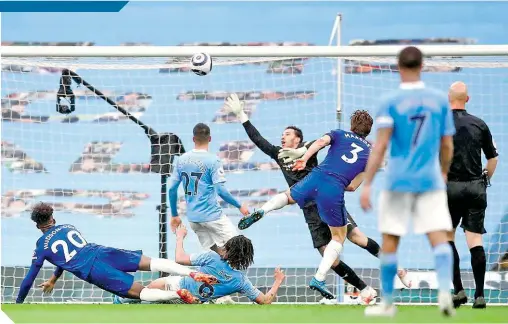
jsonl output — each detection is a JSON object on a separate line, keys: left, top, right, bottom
{"left": 376, "top": 97, "right": 394, "bottom": 129}
{"left": 442, "top": 104, "right": 456, "bottom": 136}
{"left": 168, "top": 158, "right": 182, "bottom": 217}
{"left": 238, "top": 276, "right": 262, "bottom": 301}
{"left": 189, "top": 251, "right": 218, "bottom": 266}
{"left": 326, "top": 129, "right": 343, "bottom": 145}
{"left": 216, "top": 183, "right": 241, "bottom": 209}
{"left": 16, "top": 247, "right": 44, "bottom": 303}
{"left": 211, "top": 159, "right": 226, "bottom": 184}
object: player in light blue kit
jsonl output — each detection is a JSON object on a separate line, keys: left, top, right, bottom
{"left": 360, "top": 46, "right": 455, "bottom": 317}
{"left": 238, "top": 110, "right": 374, "bottom": 299}
{"left": 168, "top": 123, "right": 249, "bottom": 256}
{"left": 114, "top": 225, "right": 286, "bottom": 304}
{"left": 16, "top": 203, "right": 218, "bottom": 304}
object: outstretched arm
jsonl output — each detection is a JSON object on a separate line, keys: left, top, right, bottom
{"left": 300, "top": 135, "right": 331, "bottom": 162}
{"left": 225, "top": 93, "right": 279, "bottom": 159}
{"left": 175, "top": 226, "right": 191, "bottom": 265}
{"left": 37, "top": 266, "right": 64, "bottom": 295}
{"left": 16, "top": 262, "right": 42, "bottom": 303}
{"left": 250, "top": 268, "right": 285, "bottom": 305}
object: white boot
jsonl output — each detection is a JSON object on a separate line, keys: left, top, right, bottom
{"left": 438, "top": 292, "right": 455, "bottom": 317}
{"left": 364, "top": 301, "right": 397, "bottom": 317}
{"left": 360, "top": 286, "right": 378, "bottom": 305}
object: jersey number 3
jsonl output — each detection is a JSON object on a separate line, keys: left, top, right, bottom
{"left": 51, "top": 230, "right": 87, "bottom": 262}
{"left": 341, "top": 143, "right": 364, "bottom": 164}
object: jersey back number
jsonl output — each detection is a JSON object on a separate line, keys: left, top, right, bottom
{"left": 341, "top": 143, "right": 364, "bottom": 164}
{"left": 51, "top": 230, "right": 88, "bottom": 262}
{"left": 181, "top": 171, "right": 203, "bottom": 196}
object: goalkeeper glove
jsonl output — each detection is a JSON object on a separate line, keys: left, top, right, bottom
{"left": 224, "top": 93, "right": 248, "bottom": 123}
{"left": 278, "top": 146, "right": 308, "bottom": 164}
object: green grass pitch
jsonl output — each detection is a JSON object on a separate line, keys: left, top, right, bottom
{"left": 3, "top": 304, "right": 507, "bottom": 323}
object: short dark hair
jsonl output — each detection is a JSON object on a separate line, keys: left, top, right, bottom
{"left": 285, "top": 126, "right": 303, "bottom": 143}
{"left": 31, "top": 202, "right": 54, "bottom": 225}
{"left": 223, "top": 235, "right": 254, "bottom": 271}
{"left": 193, "top": 123, "right": 211, "bottom": 144}
{"left": 350, "top": 110, "right": 373, "bottom": 138}
{"left": 398, "top": 46, "right": 423, "bottom": 70}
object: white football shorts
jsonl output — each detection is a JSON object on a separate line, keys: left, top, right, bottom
{"left": 189, "top": 214, "right": 237, "bottom": 249}
{"left": 378, "top": 190, "right": 452, "bottom": 236}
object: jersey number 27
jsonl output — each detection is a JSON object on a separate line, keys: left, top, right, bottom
{"left": 341, "top": 143, "right": 364, "bottom": 164}
{"left": 51, "top": 230, "right": 87, "bottom": 262}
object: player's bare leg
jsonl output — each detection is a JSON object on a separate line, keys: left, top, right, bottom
{"left": 365, "top": 234, "right": 399, "bottom": 317}
{"left": 447, "top": 230, "right": 468, "bottom": 308}
{"left": 310, "top": 225, "right": 347, "bottom": 299}
{"left": 317, "top": 245, "right": 377, "bottom": 305}
{"left": 138, "top": 255, "right": 218, "bottom": 285}
{"left": 428, "top": 230, "right": 455, "bottom": 316}
{"left": 347, "top": 227, "right": 411, "bottom": 288}
{"left": 238, "top": 190, "right": 294, "bottom": 230}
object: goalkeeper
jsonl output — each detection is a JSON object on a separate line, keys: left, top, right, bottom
{"left": 225, "top": 94, "right": 408, "bottom": 301}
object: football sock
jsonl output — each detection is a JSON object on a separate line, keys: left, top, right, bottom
{"left": 449, "top": 241, "right": 464, "bottom": 294}
{"left": 380, "top": 253, "right": 397, "bottom": 305}
{"left": 332, "top": 261, "right": 367, "bottom": 290}
{"left": 470, "top": 246, "right": 486, "bottom": 298}
{"left": 364, "top": 238, "right": 381, "bottom": 257}
{"left": 433, "top": 243, "right": 453, "bottom": 294}
{"left": 150, "top": 258, "right": 191, "bottom": 276}
{"left": 315, "top": 240, "right": 342, "bottom": 281}
{"left": 260, "top": 193, "right": 289, "bottom": 214}
{"left": 140, "top": 288, "right": 179, "bottom": 302}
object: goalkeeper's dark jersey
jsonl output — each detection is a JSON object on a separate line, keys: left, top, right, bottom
{"left": 242, "top": 121, "right": 317, "bottom": 187}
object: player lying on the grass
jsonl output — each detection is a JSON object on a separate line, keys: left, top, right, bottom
{"left": 16, "top": 203, "right": 218, "bottom": 304}
{"left": 360, "top": 46, "right": 455, "bottom": 317}
{"left": 236, "top": 110, "right": 373, "bottom": 300}
{"left": 168, "top": 123, "right": 249, "bottom": 257}
{"left": 114, "top": 225, "right": 286, "bottom": 304}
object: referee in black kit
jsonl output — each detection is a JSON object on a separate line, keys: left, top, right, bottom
{"left": 446, "top": 82, "right": 498, "bottom": 309}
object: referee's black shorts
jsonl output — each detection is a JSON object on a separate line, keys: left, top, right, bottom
{"left": 302, "top": 203, "right": 358, "bottom": 249}
{"left": 447, "top": 179, "right": 487, "bottom": 234}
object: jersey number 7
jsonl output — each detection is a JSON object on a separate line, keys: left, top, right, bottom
{"left": 410, "top": 114, "right": 427, "bottom": 146}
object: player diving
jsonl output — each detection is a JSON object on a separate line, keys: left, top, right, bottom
{"left": 114, "top": 225, "right": 286, "bottom": 304}
{"left": 16, "top": 203, "right": 218, "bottom": 304}
{"left": 224, "top": 94, "right": 410, "bottom": 300}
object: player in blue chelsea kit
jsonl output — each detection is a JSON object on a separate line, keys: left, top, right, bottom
{"left": 114, "top": 225, "right": 286, "bottom": 304}
{"left": 168, "top": 123, "right": 249, "bottom": 256}
{"left": 16, "top": 203, "right": 218, "bottom": 304}
{"left": 239, "top": 110, "right": 374, "bottom": 299}
{"left": 360, "top": 46, "right": 455, "bottom": 317}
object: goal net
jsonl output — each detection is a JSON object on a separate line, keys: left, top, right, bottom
{"left": 1, "top": 45, "right": 507, "bottom": 305}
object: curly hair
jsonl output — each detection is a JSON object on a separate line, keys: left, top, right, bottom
{"left": 31, "top": 202, "right": 54, "bottom": 225}
{"left": 223, "top": 235, "right": 254, "bottom": 271}
{"left": 350, "top": 110, "right": 373, "bottom": 138}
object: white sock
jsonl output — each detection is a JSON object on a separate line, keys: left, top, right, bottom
{"left": 140, "top": 288, "right": 179, "bottom": 302}
{"left": 150, "top": 258, "right": 192, "bottom": 276}
{"left": 261, "top": 193, "right": 289, "bottom": 214}
{"left": 315, "top": 240, "right": 343, "bottom": 281}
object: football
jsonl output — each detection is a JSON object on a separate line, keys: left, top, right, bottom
{"left": 190, "top": 53, "right": 213, "bottom": 76}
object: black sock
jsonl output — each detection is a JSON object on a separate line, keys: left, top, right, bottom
{"left": 470, "top": 246, "right": 486, "bottom": 298}
{"left": 449, "top": 241, "right": 464, "bottom": 294}
{"left": 364, "top": 238, "right": 381, "bottom": 258}
{"left": 332, "top": 261, "right": 367, "bottom": 291}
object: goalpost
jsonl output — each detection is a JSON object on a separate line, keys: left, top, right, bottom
{"left": 1, "top": 41, "right": 508, "bottom": 304}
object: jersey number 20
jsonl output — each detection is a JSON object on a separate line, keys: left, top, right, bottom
{"left": 51, "top": 230, "right": 87, "bottom": 262}
{"left": 341, "top": 143, "right": 364, "bottom": 164}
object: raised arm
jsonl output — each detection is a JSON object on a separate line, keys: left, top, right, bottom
{"left": 224, "top": 93, "right": 279, "bottom": 159}
{"left": 174, "top": 226, "right": 191, "bottom": 265}
{"left": 168, "top": 159, "right": 183, "bottom": 233}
